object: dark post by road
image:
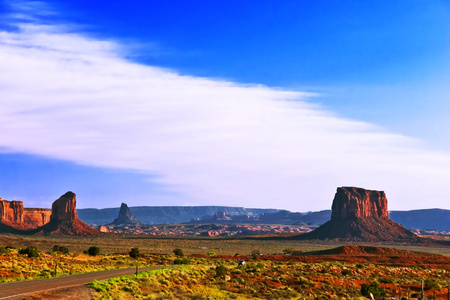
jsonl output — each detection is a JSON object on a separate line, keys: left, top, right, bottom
{"left": 421, "top": 280, "right": 424, "bottom": 300}
{"left": 135, "top": 265, "right": 138, "bottom": 275}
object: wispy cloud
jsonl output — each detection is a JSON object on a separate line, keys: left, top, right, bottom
{"left": 1, "top": 2, "right": 450, "bottom": 211}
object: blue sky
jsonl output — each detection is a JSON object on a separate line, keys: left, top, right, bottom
{"left": 0, "top": 0, "right": 450, "bottom": 211}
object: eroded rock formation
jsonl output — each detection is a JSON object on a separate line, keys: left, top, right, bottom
{"left": 109, "top": 203, "right": 140, "bottom": 225}
{"left": 0, "top": 198, "right": 51, "bottom": 230}
{"left": 331, "top": 187, "right": 388, "bottom": 220}
{"left": 38, "top": 192, "right": 98, "bottom": 235}
{"left": 298, "top": 187, "right": 422, "bottom": 243}
{"left": 0, "top": 192, "right": 98, "bottom": 235}
{"left": 23, "top": 208, "right": 52, "bottom": 229}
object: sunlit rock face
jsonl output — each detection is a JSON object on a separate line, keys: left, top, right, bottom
{"left": 41, "top": 191, "right": 98, "bottom": 235}
{"left": 297, "top": 187, "right": 422, "bottom": 243}
{"left": 0, "top": 198, "right": 24, "bottom": 225}
{"left": 331, "top": 187, "right": 388, "bottom": 221}
{"left": 50, "top": 191, "right": 78, "bottom": 221}
{"left": 0, "top": 198, "right": 51, "bottom": 229}
{"left": 0, "top": 192, "right": 97, "bottom": 235}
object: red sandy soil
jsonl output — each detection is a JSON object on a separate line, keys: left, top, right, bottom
{"left": 216, "top": 245, "right": 450, "bottom": 268}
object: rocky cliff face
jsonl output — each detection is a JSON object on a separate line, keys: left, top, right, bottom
{"left": 0, "top": 198, "right": 24, "bottom": 226}
{"left": 23, "top": 208, "right": 52, "bottom": 228}
{"left": 298, "top": 187, "right": 422, "bottom": 243}
{"left": 50, "top": 191, "right": 78, "bottom": 221}
{"left": 109, "top": 203, "right": 140, "bottom": 225}
{"left": 0, "top": 198, "right": 51, "bottom": 230}
{"left": 0, "top": 192, "right": 98, "bottom": 235}
{"left": 331, "top": 187, "right": 388, "bottom": 220}
{"left": 38, "top": 192, "right": 98, "bottom": 235}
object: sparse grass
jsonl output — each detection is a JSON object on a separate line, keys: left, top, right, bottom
{"left": 1, "top": 233, "right": 450, "bottom": 299}
{"left": 89, "top": 259, "right": 450, "bottom": 299}
{"left": 0, "top": 247, "right": 159, "bottom": 283}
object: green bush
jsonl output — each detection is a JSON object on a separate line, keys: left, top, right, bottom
{"left": 173, "top": 248, "right": 184, "bottom": 257}
{"left": 379, "top": 277, "right": 393, "bottom": 284}
{"left": 341, "top": 269, "right": 352, "bottom": 276}
{"left": 53, "top": 245, "right": 70, "bottom": 254}
{"left": 215, "top": 265, "right": 227, "bottom": 277}
{"left": 87, "top": 246, "right": 101, "bottom": 256}
{"left": 361, "top": 282, "right": 386, "bottom": 297}
{"left": 173, "top": 257, "right": 190, "bottom": 265}
{"left": 424, "top": 279, "right": 440, "bottom": 290}
{"left": 19, "top": 246, "right": 39, "bottom": 258}
{"left": 129, "top": 247, "right": 140, "bottom": 258}
{"left": 0, "top": 247, "right": 8, "bottom": 255}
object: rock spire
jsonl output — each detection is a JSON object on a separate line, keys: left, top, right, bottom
{"left": 109, "top": 203, "right": 141, "bottom": 225}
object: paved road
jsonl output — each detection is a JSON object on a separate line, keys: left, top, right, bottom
{"left": 0, "top": 266, "right": 169, "bottom": 299}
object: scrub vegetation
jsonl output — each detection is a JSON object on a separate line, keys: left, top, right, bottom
{"left": 1, "top": 234, "right": 450, "bottom": 299}
{"left": 89, "top": 258, "right": 450, "bottom": 299}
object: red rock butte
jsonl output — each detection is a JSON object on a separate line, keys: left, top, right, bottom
{"left": 0, "top": 197, "right": 51, "bottom": 230}
{"left": 331, "top": 187, "right": 388, "bottom": 220}
{"left": 0, "top": 192, "right": 98, "bottom": 235}
{"left": 297, "top": 186, "right": 423, "bottom": 243}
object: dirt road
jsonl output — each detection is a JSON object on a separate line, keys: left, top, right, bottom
{"left": 0, "top": 266, "right": 168, "bottom": 299}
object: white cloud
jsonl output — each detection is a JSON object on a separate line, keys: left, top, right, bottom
{"left": 1, "top": 5, "right": 450, "bottom": 211}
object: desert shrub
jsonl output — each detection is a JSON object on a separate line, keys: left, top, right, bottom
{"left": 361, "top": 282, "right": 386, "bottom": 297}
{"left": 53, "top": 245, "right": 69, "bottom": 254}
{"left": 424, "top": 279, "right": 440, "bottom": 290}
{"left": 173, "top": 248, "right": 184, "bottom": 257}
{"left": 215, "top": 265, "right": 227, "bottom": 277}
{"left": 251, "top": 249, "right": 261, "bottom": 260}
{"left": 5, "top": 245, "right": 16, "bottom": 250}
{"left": 379, "top": 277, "right": 394, "bottom": 284}
{"left": 129, "top": 247, "right": 140, "bottom": 258}
{"left": 0, "top": 247, "right": 8, "bottom": 255}
{"left": 341, "top": 269, "right": 352, "bottom": 276}
{"left": 174, "top": 257, "right": 190, "bottom": 265}
{"left": 207, "top": 251, "right": 215, "bottom": 257}
{"left": 355, "top": 263, "right": 365, "bottom": 268}
{"left": 87, "top": 246, "right": 101, "bottom": 256}
{"left": 19, "top": 246, "right": 39, "bottom": 258}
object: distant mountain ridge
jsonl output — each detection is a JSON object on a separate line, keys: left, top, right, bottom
{"left": 77, "top": 206, "right": 450, "bottom": 232}
{"left": 389, "top": 209, "right": 450, "bottom": 231}
{"left": 78, "top": 206, "right": 282, "bottom": 225}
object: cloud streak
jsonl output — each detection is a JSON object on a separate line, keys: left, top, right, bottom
{"left": 1, "top": 3, "right": 450, "bottom": 211}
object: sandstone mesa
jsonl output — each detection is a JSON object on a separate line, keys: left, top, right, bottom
{"left": 0, "top": 192, "right": 98, "bottom": 235}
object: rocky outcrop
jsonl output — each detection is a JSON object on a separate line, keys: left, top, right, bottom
{"left": 109, "top": 203, "right": 141, "bottom": 225}
{"left": 0, "top": 198, "right": 24, "bottom": 227}
{"left": 331, "top": 187, "right": 388, "bottom": 220}
{"left": 50, "top": 192, "right": 78, "bottom": 221}
{"left": 212, "top": 211, "right": 231, "bottom": 221}
{"left": 38, "top": 192, "right": 98, "bottom": 235}
{"left": 298, "top": 187, "right": 422, "bottom": 243}
{"left": 23, "top": 208, "right": 52, "bottom": 228}
{"left": 0, "top": 192, "right": 98, "bottom": 235}
{"left": 0, "top": 198, "right": 51, "bottom": 230}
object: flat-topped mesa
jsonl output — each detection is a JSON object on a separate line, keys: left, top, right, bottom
{"left": 331, "top": 187, "right": 388, "bottom": 221}
{"left": 297, "top": 186, "right": 422, "bottom": 243}
{"left": 0, "top": 192, "right": 97, "bottom": 235}
{"left": 50, "top": 191, "right": 77, "bottom": 221}
{"left": 0, "top": 199, "right": 51, "bottom": 229}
